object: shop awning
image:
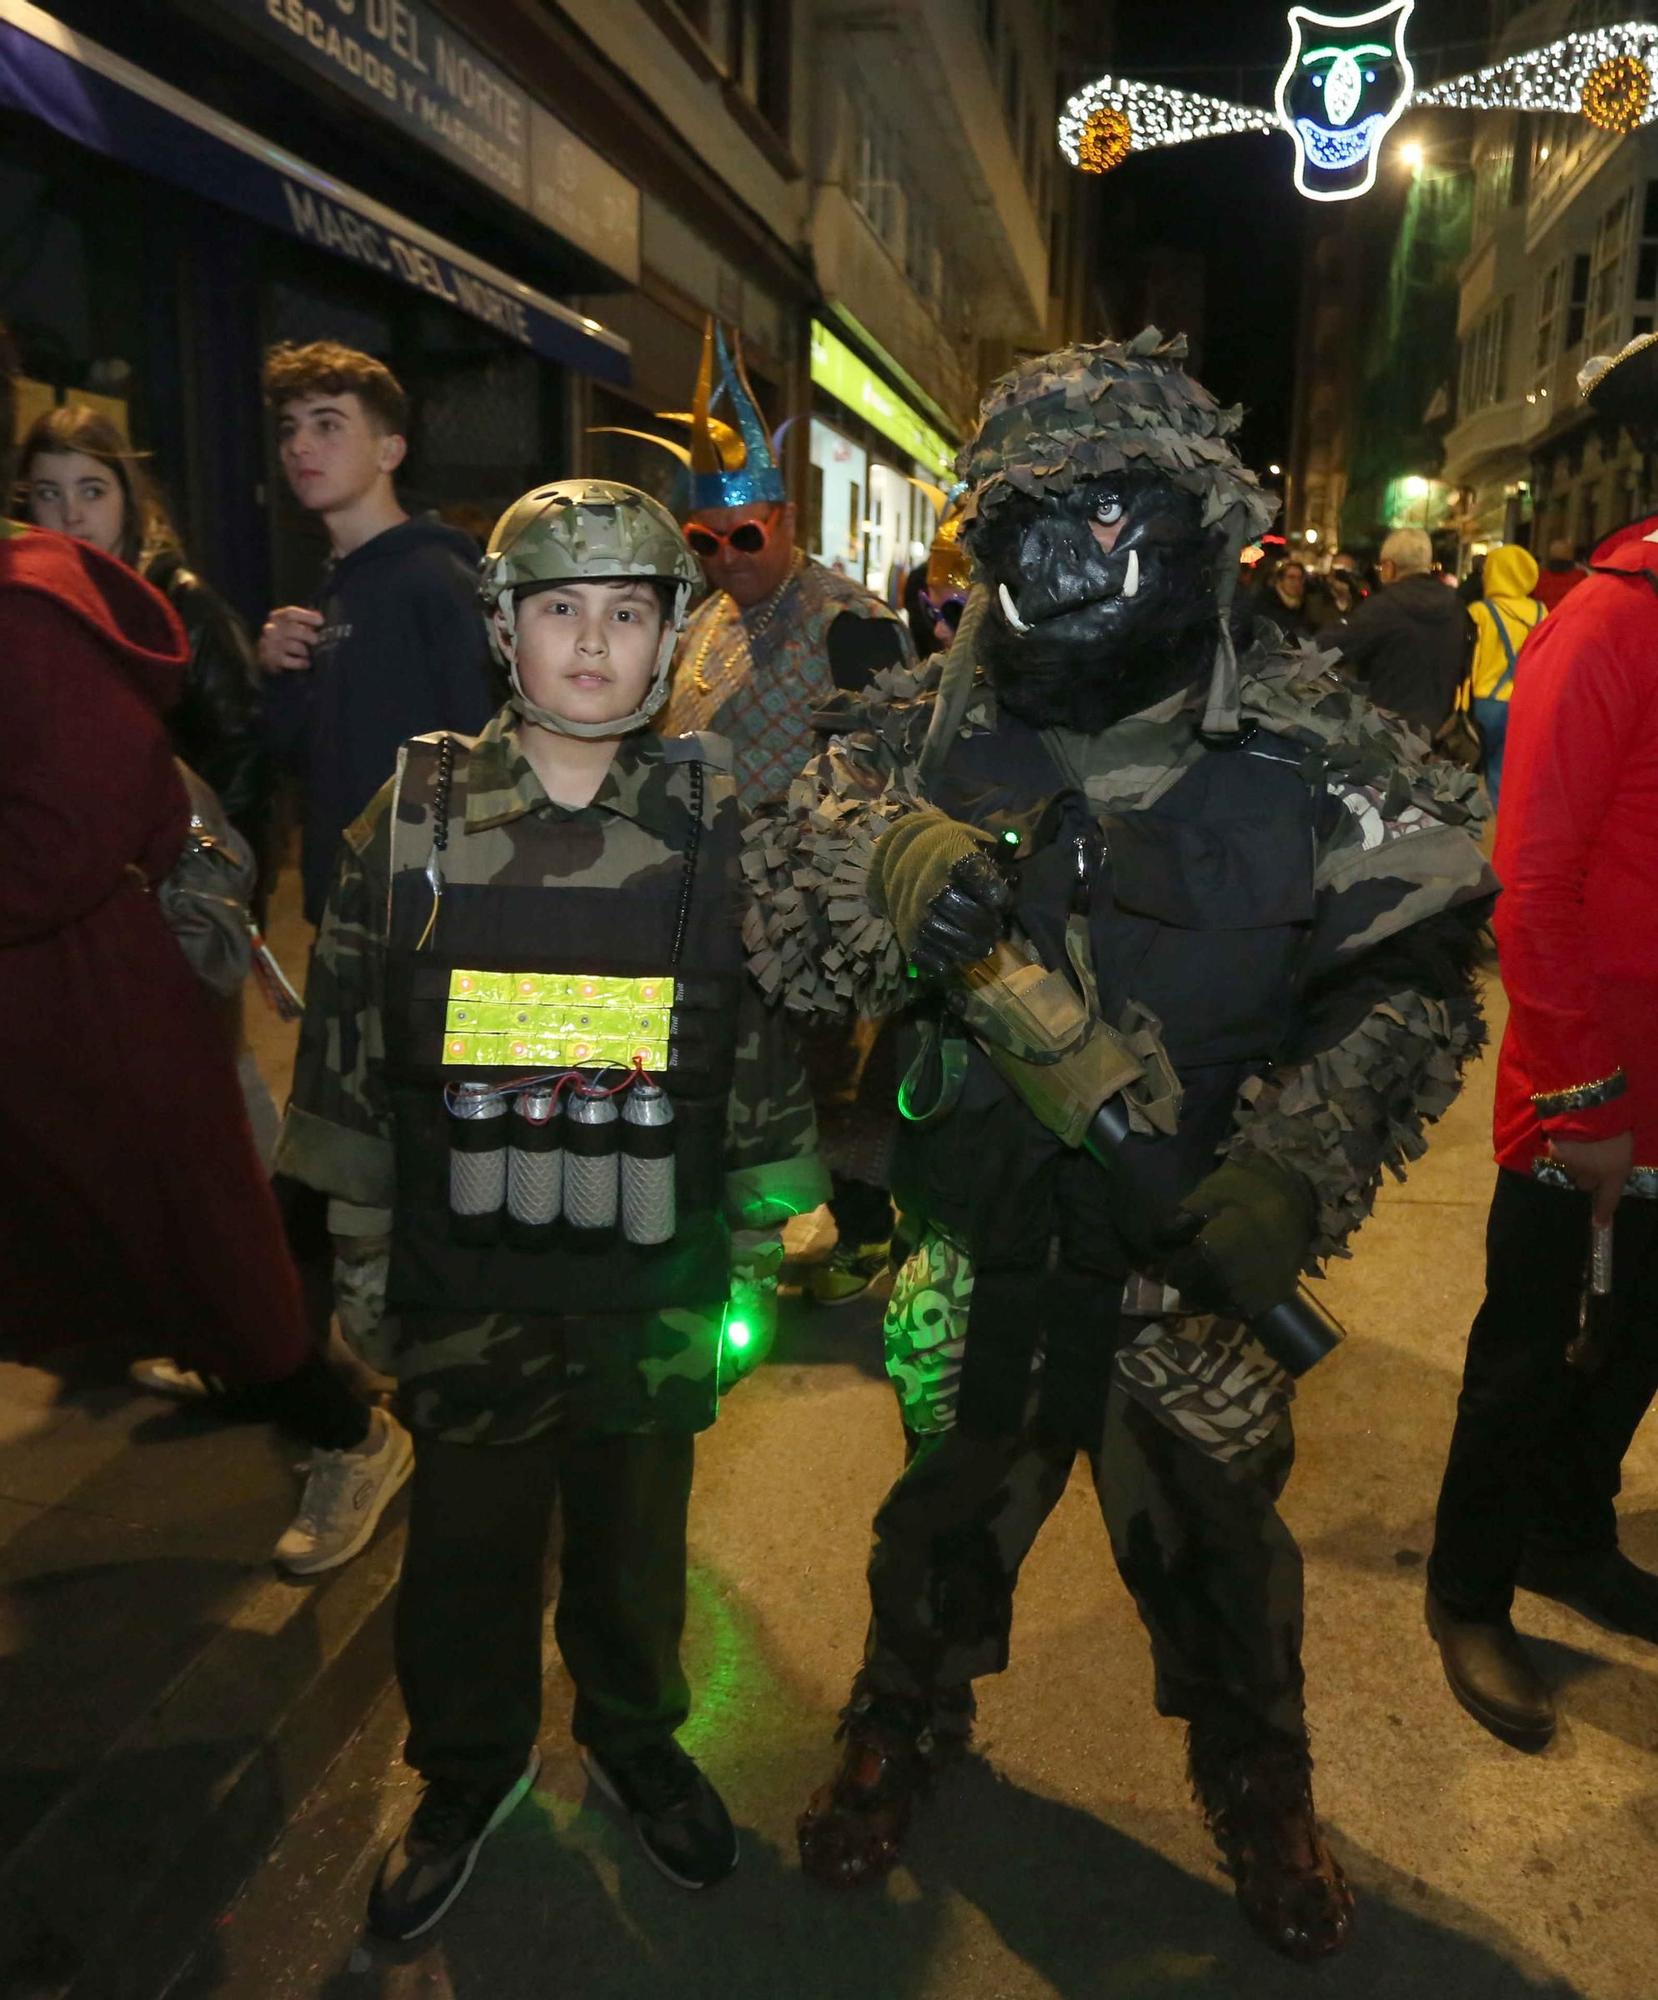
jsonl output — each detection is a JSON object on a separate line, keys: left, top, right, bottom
{"left": 0, "top": 0, "right": 631, "bottom": 384}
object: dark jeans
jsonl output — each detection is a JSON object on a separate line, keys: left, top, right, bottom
{"left": 1430, "top": 1170, "right": 1658, "bottom": 1620}
{"left": 396, "top": 1427, "right": 695, "bottom": 1794}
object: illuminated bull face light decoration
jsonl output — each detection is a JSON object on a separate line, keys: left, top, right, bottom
{"left": 1275, "top": 2, "right": 1415, "bottom": 201}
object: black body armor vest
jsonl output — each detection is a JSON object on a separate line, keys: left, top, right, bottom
{"left": 380, "top": 736, "right": 744, "bottom": 1318}
{"left": 894, "top": 712, "right": 1324, "bottom": 1272}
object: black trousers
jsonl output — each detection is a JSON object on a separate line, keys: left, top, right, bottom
{"left": 1430, "top": 1170, "right": 1658, "bottom": 1620}
{"left": 396, "top": 1428, "right": 695, "bottom": 1794}
{"left": 863, "top": 1378, "right": 1306, "bottom": 1746}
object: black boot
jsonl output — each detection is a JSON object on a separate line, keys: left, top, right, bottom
{"left": 1518, "top": 1544, "right": 1658, "bottom": 1644}
{"left": 1425, "top": 1586, "right": 1555, "bottom": 1747}
{"left": 797, "top": 1677, "right": 972, "bottom": 1890}
{"left": 1187, "top": 1723, "right": 1354, "bottom": 1963}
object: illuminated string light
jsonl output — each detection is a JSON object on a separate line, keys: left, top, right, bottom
{"left": 1058, "top": 74, "right": 1275, "bottom": 167}
{"left": 1058, "top": 16, "right": 1658, "bottom": 202}
{"left": 1581, "top": 52, "right": 1652, "bottom": 133}
{"left": 1077, "top": 105, "right": 1134, "bottom": 174}
{"left": 1415, "top": 23, "right": 1658, "bottom": 118}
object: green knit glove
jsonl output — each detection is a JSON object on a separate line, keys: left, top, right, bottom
{"left": 1161, "top": 1157, "right": 1317, "bottom": 1321}
{"left": 868, "top": 810, "right": 1001, "bottom": 961}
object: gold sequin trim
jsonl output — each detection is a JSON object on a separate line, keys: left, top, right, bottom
{"left": 1531, "top": 1069, "right": 1627, "bottom": 1117}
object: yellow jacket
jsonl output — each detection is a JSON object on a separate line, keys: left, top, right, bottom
{"left": 1469, "top": 544, "right": 1544, "bottom": 700}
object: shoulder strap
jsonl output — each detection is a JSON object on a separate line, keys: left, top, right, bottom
{"left": 1488, "top": 603, "right": 1525, "bottom": 698}
{"left": 661, "top": 729, "right": 734, "bottom": 773}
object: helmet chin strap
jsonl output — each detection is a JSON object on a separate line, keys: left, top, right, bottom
{"left": 501, "top": 586, "right": 688, "bottom": 740}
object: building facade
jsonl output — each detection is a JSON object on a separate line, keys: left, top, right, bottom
{"left": 2, "top": 0, "right": 1106, "bottom": 616}
{"left": 1441, "top": 0, "right": 1658, "bottom": 564}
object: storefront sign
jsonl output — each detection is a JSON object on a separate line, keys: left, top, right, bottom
{"left": 528, "top": 104, "right": 640, "bottom": 285}
{"left": 279, "top": 181, "right": 534, "bottom": 343}
{"left": 809, "top": 323, "right": 951, "bottom": 476}
{"left": 0, "top": 0, "right": 631, "bottom": 381}
{"left": 205, "top": 0, "right": 641, "bottom": 280}
{"left": 211, "top": 0, "right": 528, "bottom": 207}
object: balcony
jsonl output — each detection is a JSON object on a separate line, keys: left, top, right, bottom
{"left": 1442, "top": 396, "right": 1529, "bottom": 492}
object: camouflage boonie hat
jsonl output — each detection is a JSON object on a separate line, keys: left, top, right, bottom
{"left": 957, "top": 328, "right": 1276, "bottom": 736}
{"left": 480, "top": 478, "right": 703, "bottom": 740}
{"left": 957, "top": 327, "right": 1275, "bottom": 544}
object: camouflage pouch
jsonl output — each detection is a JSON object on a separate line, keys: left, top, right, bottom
{"left": 1113, "top": 1311, "right": 1291, "bottom": 1461}
{"left": 328, "top": 1198, "right": 397, "bottom": 1375}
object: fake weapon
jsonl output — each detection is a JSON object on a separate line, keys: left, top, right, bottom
{"left": 939, "top": 931, "right": 1347, "bottom": 1378}
{"left": 1568, "top": 1220, "right": 1616, "bottom": 1374}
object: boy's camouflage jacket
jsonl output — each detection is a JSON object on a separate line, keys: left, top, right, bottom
{"left": 277, "top": 709, "right": 827, "bottom": 1443}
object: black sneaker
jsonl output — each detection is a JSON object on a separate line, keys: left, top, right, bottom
{"left": 367, "top": 1748, "right": 540, "bottom": 1941}
{"left": 581, "top": 1738, "right": 738, "bottom": 1889}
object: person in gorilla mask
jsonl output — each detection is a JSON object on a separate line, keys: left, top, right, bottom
{"left": 745, "top": 330, "right": 1496, "bottom": 1962}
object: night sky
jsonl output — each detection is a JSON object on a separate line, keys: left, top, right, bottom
{"left": 1092, "top": 0, "right": 1492, "bottom": 472}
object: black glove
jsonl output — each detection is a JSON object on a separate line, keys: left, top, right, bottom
{"left": 1158, "top": 1156, "right": 1318, "bottom": 1321}
{"left": 910, "top": 850, "right": 1012, "bottom": 982}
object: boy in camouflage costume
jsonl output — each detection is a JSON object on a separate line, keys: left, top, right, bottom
{"left": 278, "top": 479, "right": 825, "bottom": 1939}
{"left": 746, "top": 332, "right": 1493, "bottom": 1960}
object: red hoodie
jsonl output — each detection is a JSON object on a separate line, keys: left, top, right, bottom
{"left": 0, "top": 525, "right": 309, "bottom": 1378}
{"left": 1493, "top": 526, "right": 1658, "bottom": 1177}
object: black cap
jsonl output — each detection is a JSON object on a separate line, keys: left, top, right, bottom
{"left": 1580, "top": 333, "right": 1658, "bottom": 428}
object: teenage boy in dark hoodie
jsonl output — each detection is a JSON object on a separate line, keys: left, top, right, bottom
{"left": 258, "top": 342, "right": 495, "bottom": 925}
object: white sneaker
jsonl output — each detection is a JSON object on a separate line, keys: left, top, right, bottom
{"left": 275, "top": 1407, "right": 413, "bottom": 1576}
{"left": 130, "top": 1356, "right": 216, "bottom": 1399}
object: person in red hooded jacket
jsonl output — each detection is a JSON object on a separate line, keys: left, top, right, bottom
{"left": 1427, "top": 331, "right": 1658, "bottom": 1748}
{"left": 0, "top": 328, "right": 409, "bottom": 1574}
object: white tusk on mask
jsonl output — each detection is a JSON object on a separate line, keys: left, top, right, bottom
{"left": 997, "top": 582, "right": 1031, "bottom": 634}
{"left": 1123, "top": 548, "right": 1140, "bottom": 599}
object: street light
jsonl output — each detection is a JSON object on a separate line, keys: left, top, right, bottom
{"left": 1305, "top": 527, "right": 1320, "bottom": 544}
{"left": 1268, "top": 462, "right": 1283, "bottom": 477}
{"left": 1400, "top": 140, "right": 1425, "bottom": 173}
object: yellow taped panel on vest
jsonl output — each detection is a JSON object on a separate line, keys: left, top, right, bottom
{"left": 444, "top": 970, "right": 675, "bottom": 1070}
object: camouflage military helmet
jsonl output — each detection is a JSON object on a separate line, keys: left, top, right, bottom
{"left": 480, "top": 478, "right": 704, "bottom": 739}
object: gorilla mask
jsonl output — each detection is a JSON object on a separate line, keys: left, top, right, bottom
{"left": 971, "top": 472, "right": 1220, "bottom": 734}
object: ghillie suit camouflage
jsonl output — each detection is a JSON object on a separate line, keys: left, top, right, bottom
{"left": 745, "top": 331, "right": 1494, "bottom": 1961}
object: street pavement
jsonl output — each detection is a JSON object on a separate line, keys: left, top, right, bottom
{"left": 164, "top": 973, "right": 1658, "bottom": 2000}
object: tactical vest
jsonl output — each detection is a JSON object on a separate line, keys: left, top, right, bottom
{"left": 894, "top": 711, "right": 1325, "bottom": 1270}
{"left": 379, "top": 733, "right": 744, "bottom": 1318}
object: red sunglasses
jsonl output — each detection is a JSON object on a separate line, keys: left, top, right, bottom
{"left": 686, "top": 513, "right": 780, "bottom": 558}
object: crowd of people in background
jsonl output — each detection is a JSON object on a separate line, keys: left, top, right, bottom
{"left": 1240, "top": 515, "right": 1585, "bottom": 806}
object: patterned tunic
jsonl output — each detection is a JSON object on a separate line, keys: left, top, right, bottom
{"left": 662, "top": 556, "right": 909, "bottom": 808}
